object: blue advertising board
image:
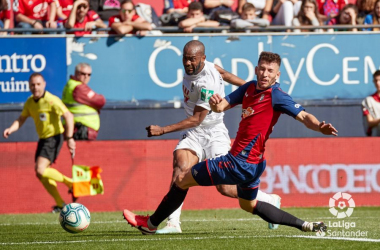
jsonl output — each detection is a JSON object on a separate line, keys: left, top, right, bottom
{"left": 0, "top": 37, "right": 66, "bottom": 104}
{"left": 1, "top": 33, "right": 379, "bottom": 104}
{"left": 67, "top": 33, "right": 380, "bottom": 102}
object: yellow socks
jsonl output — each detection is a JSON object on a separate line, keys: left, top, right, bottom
{"left": 40, "top": 177, "right": 65, "bottom": 207}
{"left": 42, "top": 168, "right": 73, "bottom": 189}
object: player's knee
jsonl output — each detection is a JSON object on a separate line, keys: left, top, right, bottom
{"left": 174, "top": 175, "right": 186, "bottom": 189}
{"left": 239, "top": 199, "right": 257, "bottom": 213}
{"left": 173, "top": 161, "right": 189, "bottom": 175}
{"left": 216, "top": 185, "right": 238, "bottom": 198}
{"left": 35, "top": 165, "right": 46, "bottom": 179}
{"left": 174, "top": 168, "right": 194, "bottom": 189}
{"left": 174, "top": 169, "right": 187, "bottom": 184}
{"left": 35, "top": 170, "right": 43, "bottom": 179}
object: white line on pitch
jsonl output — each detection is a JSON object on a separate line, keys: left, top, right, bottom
{"left": 0, "top": 218, "right": 263, "bottom": 226}
{"left": 1, "top": 235, "right": 380, "bottom": 245}
{"left": 0, "top": 216, "right": 373, "bottom": 226}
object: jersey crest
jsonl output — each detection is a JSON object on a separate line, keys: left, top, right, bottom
{"left": 201, "top": 88, "right": 214, "bottom": 102}
{"left": 39, "top": 113, "right": 47, "bottom": 121}
{"left": 242, "top": 107, "right": 254, "bottom": 119}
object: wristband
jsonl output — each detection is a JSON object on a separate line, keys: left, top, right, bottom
{"left": 65, "top": 136, "right": 74, "bottom": 141}
{"left": 32, "top": 20, "right": 38, "bottom": 26}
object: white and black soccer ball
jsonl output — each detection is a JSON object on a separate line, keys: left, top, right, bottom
{"left": 59, "top": 203, "right": 91, "bottom": 234}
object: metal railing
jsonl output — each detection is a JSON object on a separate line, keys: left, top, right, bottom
{"left": 1, "top": 24, "right": 380, "bottom": 34}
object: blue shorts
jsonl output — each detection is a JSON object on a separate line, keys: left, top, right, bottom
{"left": 191, "top": 152, "right": 266, "bottom": 200}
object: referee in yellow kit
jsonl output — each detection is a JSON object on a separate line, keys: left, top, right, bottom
{"left": 3, "top": 73, "right": 76, "bottom": 213}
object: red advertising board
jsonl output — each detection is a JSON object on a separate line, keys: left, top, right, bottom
{"left": 0, "top": 138, "right": 379, "bottom": 214}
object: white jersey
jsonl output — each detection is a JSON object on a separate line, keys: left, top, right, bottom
{"left": 362, "top": 95, "right": 380, "bottom": 136}
{"left": 176, "top": 60, "right": 231, "bottom": 161}
{"left": 182, "top": 60, "right": 225, "bottom": 126}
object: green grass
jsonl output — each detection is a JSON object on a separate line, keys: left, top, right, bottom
{"left": 1, "top": 207, "right": 379, "bottom": 250}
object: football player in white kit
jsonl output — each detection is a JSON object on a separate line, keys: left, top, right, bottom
{"left": 146, "top": 40, "right": 281, "bottom": 234}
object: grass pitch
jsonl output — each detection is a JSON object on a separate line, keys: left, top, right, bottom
{"left": 0, "top": 207, "right": 379, "bottom": 250}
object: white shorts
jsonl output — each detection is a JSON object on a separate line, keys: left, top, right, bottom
{"left": 174, "top": 122, "right": 231, "bottom": 162}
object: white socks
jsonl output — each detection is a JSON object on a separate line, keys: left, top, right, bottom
{"left": 256, "top": 190, "right": 274, "bottom": 204}
{"left": 167, "top": 202, "right": 184, "bottom": 224}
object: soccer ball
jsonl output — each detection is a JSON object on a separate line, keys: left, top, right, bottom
{"left": 59, "top": 203, "right": 91, "bottom": 234}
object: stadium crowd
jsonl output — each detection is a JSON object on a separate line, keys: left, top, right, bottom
{"left": 0, "top": 0, "right": 379, "bottom": 35}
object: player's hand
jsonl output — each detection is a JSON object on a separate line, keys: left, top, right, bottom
{"left": 146, "top": 125, "right": 164, "bottom": 137}
{"left": 319, "top": 121, "right": 338, "bottom": 136}
{"left": 3, "top": 128, "right": 11, "bottom": 139}
{"left": 67, "top": 138, "right": 76, "bottom": 154}
{"left": 209, "top": 93, "right": 223, "bottom": 105}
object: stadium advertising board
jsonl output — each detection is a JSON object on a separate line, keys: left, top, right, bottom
{"left": 1, "top": 138, "right": 379, "bottom": 213}
{"left": 0, "top": 37, "right": 67, "bottom": 104}
{"left": 67, "top": 34, "right": 380, "bottom": 102}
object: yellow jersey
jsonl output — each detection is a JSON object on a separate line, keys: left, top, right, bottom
{"left": 21, "top": 91, "right": 68, "bottom": 139}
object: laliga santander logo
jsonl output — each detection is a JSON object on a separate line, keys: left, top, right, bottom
{"left": 329, "top": 192, "right": 356, "bottom": 218}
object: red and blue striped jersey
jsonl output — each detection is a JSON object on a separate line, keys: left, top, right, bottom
{"left": 225, "top": 81, "right": 304, "bottom": 163}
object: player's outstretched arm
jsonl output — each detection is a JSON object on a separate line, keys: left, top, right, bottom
{"left": 209, "top": 93, "right": 231, "bottom": 113}
{"left": 146, "top": 106, "right": 209, "bottom": 137}
{"left": 296, "top": 110, "right": 338, "bottom": 136}
{"left": 3, "top": 115, "right": 27, "bottom": 139}
{"left": 215, "top": 65, "right": 246, "bottom": 87}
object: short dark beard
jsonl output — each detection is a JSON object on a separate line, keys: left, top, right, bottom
{"left": 193, "top": 61, "right": 203, "bottom": 75}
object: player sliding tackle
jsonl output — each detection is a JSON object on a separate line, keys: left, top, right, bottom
{"left": 146, "top": 40, "right": 281, "bottom": 234}
{"left": 124, "top": 51, "right": 338, "bottom": 235}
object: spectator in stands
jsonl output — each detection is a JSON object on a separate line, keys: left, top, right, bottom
{"left": 363, "top": 0, "right": 380, "bottom": 29}
{"left": 0, "top": 0, "right": 10, "bottom": 35}
{"left": 230, "top": 2, "right": 270, "bottom": 28}
{"left": 271, "top": 0, "right": 302, "bottom": 29}
{"left": 108, "top": 0, "right": 152, "bottom": 35}
{"left": 178, "top": 1, "right": 220, "bottom": 32}
{"left": 56, "top": 0, "right": 74, "bottom": 22}
{"left": 164, "top": 0, "right": 194, "bottom": 14}
{"left": 160, "top": 0, "right": 195, "bottom": 26}
{"left": 3, "top": 73, "right": 76, "bottom": 213}
{"left": 327, "top": 3, "right": 358, "bottom": 31}
{"left": 362, "top": 70, "right": 380, "bottom": 136}
{"left": 89, "top": 0, "right": 121, "bottom": 22}
{"left": 65, "top": 0, "right": 107, "bottom": 36}
{"left": 316, "top": 0, "right": 347, "bottom": 23}
{"left": 62, "top": 63, "right": 106, "bottom": 140}
{"left": 292, "top": 0, "right": 323, "bottom": 32}
{"left": 200, "top": 0, "right": 237, "bottom": 24}
{"left": 238, "top": 0, "right": 273, "bottom": 21}
{"left": 15, "top": 0, "right": 58, "bottom": 33}
{"left": 357, "top": 0, "right": 376, "bottom": 24}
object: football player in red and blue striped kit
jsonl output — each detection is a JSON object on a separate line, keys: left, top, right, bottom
{"left": 123, "top": 51, "right": 338, "bottom": 235}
